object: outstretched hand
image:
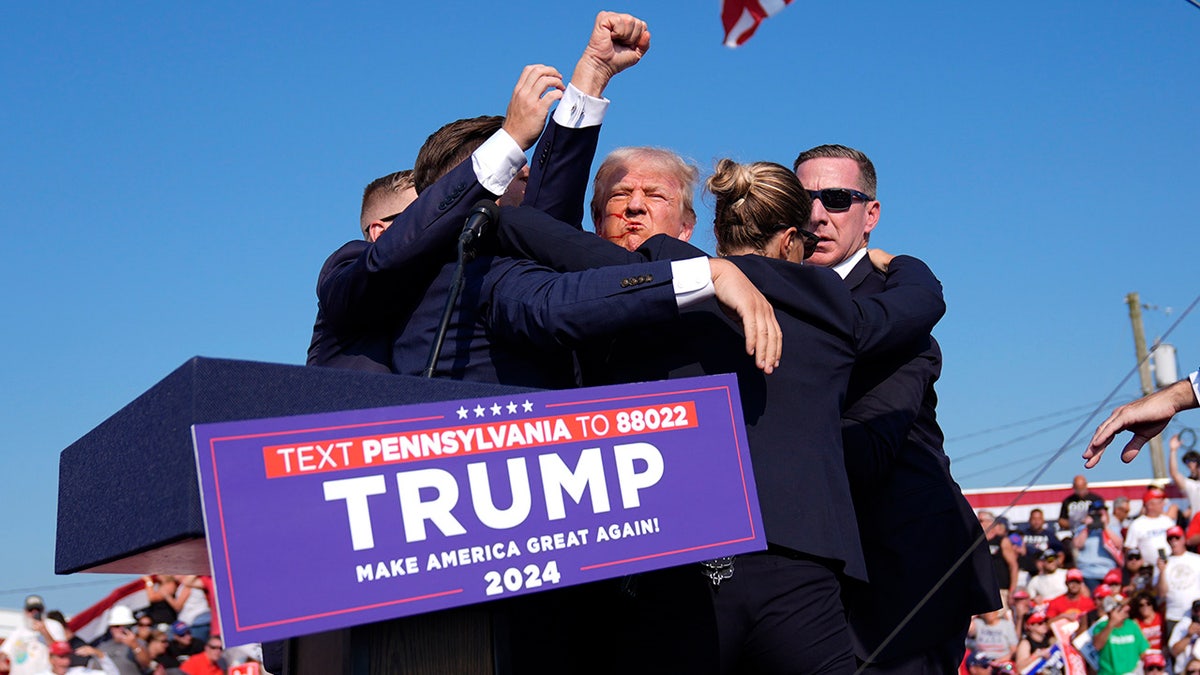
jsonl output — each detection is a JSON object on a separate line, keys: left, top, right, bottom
{"left": 1084, "top": 379, "right": 1198, "bottom": 468}
{"left": 502, "top": 65, "right": 565, "bottom": 150}
{"left": 709, "top": 258, "right": 782, "bottom": 374}
{"left": 571, "top": 11, "right": 650, "bottom": 97}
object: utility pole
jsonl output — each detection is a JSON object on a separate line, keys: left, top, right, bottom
{"left": 1127, "top": 292, "right": 1167, "bottom": 478}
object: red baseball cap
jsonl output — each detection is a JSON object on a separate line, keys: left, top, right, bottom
{"left": 1143, "top": 652, "right": 1168, "bottom": 668}
{"left": 1026, "top": 611, "right": 1047, "bottom": 625}
{"left": 1103, "top": 568, "right": 1122, "bottom": 585}
{"left": 1169, "top": 525, "right": 1186, "bottom": 539}
{"left": 1094, "top": 584, "right": 1114, "bottom": 598}
{"left": 1066, "top": 569, "right": 1085, "bottom": 582}
{"left": 49, "top": 642, "right": 73, "bottom": 657}
{"left": 1144, "top": 487, "right": 1167, "bottom": 502}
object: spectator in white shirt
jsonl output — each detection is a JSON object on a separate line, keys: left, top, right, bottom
{"left": 1126, "top": 487, "right": 1176, "bottom": 562}
{"left": 1027, "top": 550, "right": 1069, "bottom": 602}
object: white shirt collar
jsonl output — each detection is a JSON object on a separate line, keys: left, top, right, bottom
{"left": 831, "top": 247, "right": 868, "bottom": 279}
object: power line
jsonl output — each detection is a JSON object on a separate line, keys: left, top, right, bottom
{"left": 949, "top": 393, "right": 1145, "bottom": 464}
{"left": 954, "top": 446, "right": 1064, "bottom": 483}
{"left": 946, "top": 400, "right": 1115, "bottom": 443}
{"left": 951, "top": 413, "right": 1096, "bottom": 463}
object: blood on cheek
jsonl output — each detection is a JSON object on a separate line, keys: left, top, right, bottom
{"left": 602, "top": 212, "right": 639, "bottom": 241}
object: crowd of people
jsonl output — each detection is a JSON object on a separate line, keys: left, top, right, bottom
{"left": 0, "top": 576, "right": 260, "bottom": 675}
{"left": 968, "top": 449, "right": 1200, "bottom": 674}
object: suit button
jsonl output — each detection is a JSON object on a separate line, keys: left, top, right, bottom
{"left": 620, "top": 279, "right": 630, "bottom": 288}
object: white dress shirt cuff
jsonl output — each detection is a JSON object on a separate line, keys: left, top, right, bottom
{"left": 472, "top": 128, "right": 528, "bottom": 196}
{"left": 671, "top": 257, "right": 715, "bottom": 309}
{"left": 1190, "top": 371, "right": 1200, "bottom": 405}
{"left": 552, "top": 83, "right": 609, "bottom": 129}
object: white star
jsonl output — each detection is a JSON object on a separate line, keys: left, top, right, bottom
{"left": 474, "top": 405, "right": 485, "bottom": 418}
{"left": 490, "top": 402, "right": 503, "bottom": 416}
{"left": 522, "top": 400, "right": 534, "bottom": 413}
{"left": 457, "top": 406, "right": 468, "bottom": 420}
{"left": 506, "top": 401, "right": 518, "bottom": 414}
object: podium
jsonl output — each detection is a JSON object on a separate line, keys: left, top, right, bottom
{"left": 57, "top": 357, "right": 533, "bottom": 675}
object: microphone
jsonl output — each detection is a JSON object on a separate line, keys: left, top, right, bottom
{"left": 460, "top": 199, "right": 500, "bottom": 248}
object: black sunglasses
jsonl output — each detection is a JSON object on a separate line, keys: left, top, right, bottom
{"left": 763, "top": 225, "right": 820, "bottom": 259}
{"left": 795, "top": 228, "right": 819, "bottom": 257}
{"left": 807, "top": 188, "right": 873, "bottom": 212}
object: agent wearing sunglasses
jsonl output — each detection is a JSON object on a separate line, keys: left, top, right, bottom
{"left": 793, "top": 144, "right": 1000, "bottom": 673}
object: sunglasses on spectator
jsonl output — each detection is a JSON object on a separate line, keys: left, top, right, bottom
{"left": 807, "top": 188, "right": 873, "bottom": 212}
{"left": 1186, "top": 669, "right": 1200, "bottom": 674}
{"left": 206, "top": 643, "right": 222, "bottom": 650}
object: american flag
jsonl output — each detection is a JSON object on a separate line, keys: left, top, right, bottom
{"left": 722, "top": 0, "right": 795, "bottom": 47}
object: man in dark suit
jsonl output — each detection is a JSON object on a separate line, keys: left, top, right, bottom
{"left": 306, "top": 169, "right": 416, "bottom": 373}
{"left": 794, "top": 144, "right": 1000, "bottom": 673}
{"left": 306, "top": 57, "right": 569, "bottom": 377}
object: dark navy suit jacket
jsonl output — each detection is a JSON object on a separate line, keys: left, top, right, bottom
{"left": 495, "top": 207, "right": 946, "bottom": 582}
{"left": 306, "top": 238, "right": 393, "bottom": 373}
{"left": 305, "top": 153, "right": 503, "bottom": 373}
{"left": 838, "top": 256, "right": 1001, "bottom": 663}
{"left": 308, "top": 121, "right": 615, "bottom": 381}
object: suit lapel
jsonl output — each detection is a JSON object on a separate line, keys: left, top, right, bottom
{"left": 842, "top": 255, "right": 877, "bottom": 294}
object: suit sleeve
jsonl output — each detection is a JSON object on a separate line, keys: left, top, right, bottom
{"left": 498, "top": 205, "right": 647, "bottom": 270}
{"left": 483, "top": 258, "right": 678, "bottom": 349}
{"left": 841, "top": 339, "right": 940, "bottom": 490}
{"left": 520, "top": 121, "right": 601, "bottom": 228}
{"left": 317, "top": 160, "right": 496, "bottom": 328}
{"left": 850, "top": 255, "right": 946, "bottom": 356}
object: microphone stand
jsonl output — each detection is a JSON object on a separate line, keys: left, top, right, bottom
{"left": 422, "top": 228, "right": 478, "bottom": 379}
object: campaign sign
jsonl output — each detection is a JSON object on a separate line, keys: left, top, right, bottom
{"left": 192, "top": 373, "right": 763, "bottom": 645}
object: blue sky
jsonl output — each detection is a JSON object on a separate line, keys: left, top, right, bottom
{"left": 3, "top": 1, "right": 1199, "bottom": 614}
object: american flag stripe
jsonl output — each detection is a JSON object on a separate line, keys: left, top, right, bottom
{"left": 722, "top": 0, "right": 795, "bottom": 47}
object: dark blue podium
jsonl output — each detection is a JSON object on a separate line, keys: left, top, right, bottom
{"left": 57, "top": 357, "right": 532, "bottom": 674}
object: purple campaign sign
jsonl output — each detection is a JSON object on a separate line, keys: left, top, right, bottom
{"left": 192, "top": 373, "right": 764, "bottom": 645}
